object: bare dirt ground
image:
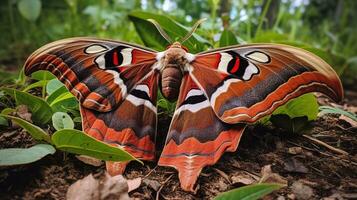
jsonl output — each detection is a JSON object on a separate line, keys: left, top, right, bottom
{"left": 0, "top": 91, "right": 356, "bottom": 200}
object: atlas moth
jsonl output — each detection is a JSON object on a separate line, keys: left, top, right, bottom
{"left": 24, "top": 19, "right": 343, "bottom": 192}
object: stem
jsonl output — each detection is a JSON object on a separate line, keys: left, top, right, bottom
{"left": 255, "top": 0, "right": 272, "bottom": 37}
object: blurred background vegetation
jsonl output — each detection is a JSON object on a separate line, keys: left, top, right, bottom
{"left": 0, "top": 0, "right": 356, "bottom": 89}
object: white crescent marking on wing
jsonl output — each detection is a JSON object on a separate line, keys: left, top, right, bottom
{"left": 245, "top": 51, "right": 269, "bottom": 63}
{"left": 218, "top": 53, "right": 233, "bottom": 73}
{"left": 121, "top": 48, "right": 133, "bottom": 66}
{"left": 84, "top": 45, "right": 108, "bottom": 54}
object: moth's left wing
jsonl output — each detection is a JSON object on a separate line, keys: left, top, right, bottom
{"left": 158, "top": 75, "right": 245, "bottom": 192}
{"left": 190, "top": 43, "right": 343, "bottom": 124}
{"left": 24, "top": 37, "right": 159, "bottom": 173}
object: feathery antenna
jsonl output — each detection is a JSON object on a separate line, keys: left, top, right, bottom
{"left": 148, "top": 18, "right": 206, "bottom": 44}
{"left": 179, "top": 18, "right": 206, "bottom": 43}
{"left": 147, "top": 19, "right": 173, "bottom": 44}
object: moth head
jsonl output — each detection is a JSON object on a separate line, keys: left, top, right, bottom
{"left": 147, "top": 18, "right": 206, "bottom": 46}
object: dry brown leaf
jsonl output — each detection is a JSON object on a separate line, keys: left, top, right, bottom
{"left": 291, "top": 181, "right": 314, "bottom": 200}
{"left": 66, "top": 174, "right": 99, "bottom": 200}
{"left": 100, "top": 173, "right": 130, "bottom": 200}
{"left": 76, "top": 155, "right": 103, "bottom": 167}
{"left": 288, "top": 147, "right": 303, "bottom": 155}
{"left": 339, "top": 115, "right": 357, "bottom": 127}
{"left": 143, "top": 179, "right": 161, "bottom": 191}
{"left": 260, "top": 165, "right": 287, "bottom": 185}
{"left": 16, "top": 105, "right": 32, "bottom": 122}
{"left": 66, "top": 173, "right": 135, "bottom": 200}
{"left": 284, "top": 158, "right": 308, "bottom": 173}
{"left": 231, "top": 172, "right": 257, "bottom": 185}
{"left": 128, "top": 177, "right": 141, "bottom": 192}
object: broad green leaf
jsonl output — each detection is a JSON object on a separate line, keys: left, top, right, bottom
{"left": 270, "top": 115, "right": 309, "bottom": 134}
{"left": 0, "top": 144, "right": 55, "bottom": 166}
{"left": 23, "top": 80, "right": 49, "bottom": 92}
{"left": 49, "top": 92, "right": 78, "bottom": 113}
{"left": 46, "top": 86, "right": 70, "bottom": 104}
{"left": 46, "top": 79, "right": 65, "bottom": 95}
{"left": 17, "top": 0, "right": 42, "bottom": 22}
{"left": 219, "top": 29, "right": 238, "bottom": 47}
{"left": 52, "top": 112, "right": 74, "bottom": 131}
{"left": 52, "top": 129, "right": 141, "bottom": 163}
{"left": 128, "top": 11, "right": 209, "bottom": 53}
{"left": 1, "top": 108, "right": 15, "bottom": 115}
{"left": 0, "top": 116, "right": 8, "bottom": 126}
{"left": 319, "top": 106, "right": 357, "bottom": 121}
{"left": 30, "top": 70, "right": 56, "bottom": 81}
{"left": 214, "top": 183, "right": 284, "bottom": 200}
{"left": 0, "top": 114, "right": 51, "bottom": 143}
{"left": 1, "top": 88, "right": 53, "bottom": 124}
{"left": 272, "top": 94, "right": 318, "bottom": 121}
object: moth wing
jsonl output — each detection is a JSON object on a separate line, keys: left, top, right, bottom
{"left": 158, "top": 75, "right": 246, "bottom": 191}
{"left": 190, "top": 43, "right": 343, "bottom": 124}
{"left": 24, "top": 37, "right": 158, "bottom": 112}
{"left": 25, "top": 37, "right": 160, "bottom": 173}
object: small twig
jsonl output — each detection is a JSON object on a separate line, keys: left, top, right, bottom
{"left": 302, "top": 134, "right": 349, "bottom": 155}
{"left": 213, "top": 168, "right": 231, "bottom": 184}
{"left": 143, "top": 166, "right": 157, "bottom": 179}
{"left": 156, "top": 174, "right": 173, "bottom": 200}
{"left": 288, "top": 141, "right": 357, "bottom": 167}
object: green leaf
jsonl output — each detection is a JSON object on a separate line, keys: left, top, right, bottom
{"left": 128, "top": 11, "right": 209, "bottom": 53}
{"left": 0, "top": 144, "right": 55, "bottom": 166}
{"left": 272, "top": 94, "right": 319, "bottom": 121}
{"left": 319, "top": 106, "right": 357, "bottom": 121}
{"left": 270, "top": 115, "right": 309, "bottom": 134}
{"left": 0, "top": 116, "right": 8, "bottom": 127}
{"left": 1, "top": 88, "right": 53, "bottom": 124}
{"left": 52, "top": 112, "right": 74, "bottom": 131}
{"left": 1, "top": 108, "right": 15, "bottom": 115}
{"left": 22, "top": 80, "right": 49, "bottom": 92}
{"left": 219, "top": 29, "right": 238, "bottom": 47}
{"left": 30, "top": 70, "right": 56, "bottom": 81}
{"left": 0, "top": 114, "right": 51, "bottom": 143}
{"left": 49, "top": 92, "right": 78, "bottom": 113}
{"left": 46, "top": 79, "right": 65, "bottom": 95}
{"left": 266, "top": 94, "right": 318, "bottom": 133}
{"left": 17, "top": 0, "right": 42, "bottom": 22}
{"left": 214, "top": 183, "right": 284, "bottom": 200}
{"left": 52, "top": 129, "right": 141, "bottom": 163}
{"left": 46, "top": 86, "right": 70, "bottom": 104}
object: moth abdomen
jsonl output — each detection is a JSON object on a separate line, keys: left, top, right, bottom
{"left": 161, "top": 66, "right": 183, "bottom": 101}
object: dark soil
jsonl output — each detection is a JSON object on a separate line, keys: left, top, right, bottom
{"left": 0, "top": 92, "right": 356, "bottom": 200}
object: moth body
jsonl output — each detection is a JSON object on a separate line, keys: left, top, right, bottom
{"left": 160, "top": 42, "right": 190, "bottom": 101}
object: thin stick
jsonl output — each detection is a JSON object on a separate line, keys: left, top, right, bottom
{"left": 302, "top": 134, "right": 348, "bottom": 155}
{"left": 156, "top": 174, "right": 173, "bottom": 200}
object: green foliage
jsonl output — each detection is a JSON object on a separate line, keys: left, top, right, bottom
{"left": 129, "top": 11, "right": 209, "bottom": 52}
{"left": 17, "top": 0, "right": 42, "bottom": 22}
{"left": 0, "top": 144, "right": 55, "bottom": 166}
{"left": 272, "top": 94, "right": 319, "bottom": 121}
{"left": 219, "top": 29, "right": 238, "bottom": 47}
{"left": 1, "top": 88, "right": 53, "bottom": 124}
{"left": 0, "top": 114, "right": 51, "bottom": 143}
{"left": 261, "top": 94, "right": 318, "bottom": 133}
{"left": 46, "top": 79, "right": 64, "bottom": 95}
{"left": 319, "top": 106, "right": 357, "bottom": 121}
{"left": 214, "top": 183, "right": 284, "bottom": 200}
{"left": 52, "top": 129, "right": 140, "bottom": 163}
{"left": 52, "top": 112, "right": 74, "bottom": 131}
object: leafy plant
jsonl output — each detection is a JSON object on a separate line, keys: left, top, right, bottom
{"left": 0, "top": 144, "right": 55, "bottom": 166}
{"left": 319, "top": 105, "right": 357, "bottom": 121}
{"left": 214, "top": 183, "right": 284, "bottom": 200}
